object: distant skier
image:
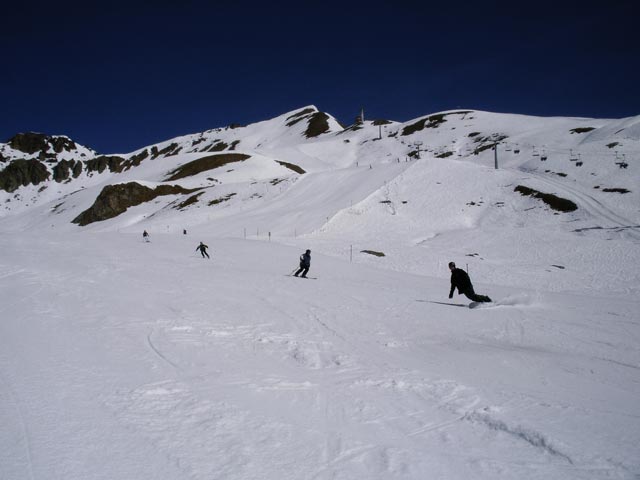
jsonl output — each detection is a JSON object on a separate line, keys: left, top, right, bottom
{"left": 196, "top": 241, "right": 210, "bottom": 259}
{"left": 448, "top": 262, "right": 491, "bottom": 303}
{"left": 142, "top": 230, "right": 150, "bottom": 243}
{"left": 294, "top": 249, "right": 311, "bottom": 278}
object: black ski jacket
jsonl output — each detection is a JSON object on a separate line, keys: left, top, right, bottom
{"left": 299, "top": 252, "right": 311, "bottom": 268}
{"left": 450, "top": 268, "right": 472, "bottom": 296}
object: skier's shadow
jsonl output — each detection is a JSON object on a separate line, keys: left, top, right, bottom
{"left": 417, "top": 300, "right": 468, "bottom": 308}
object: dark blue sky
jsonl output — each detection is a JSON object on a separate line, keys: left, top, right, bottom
{"left": 2, "top": 0, "right": 638, "bottom": 154}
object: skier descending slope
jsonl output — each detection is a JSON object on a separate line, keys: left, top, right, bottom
{"left": 196, "top": 242, "right": 210, "bottom": 259}
{"left": 294, "top": 249, "right": 311, "bottom": 278}
{"left": 448, "top": 261, "right": 491, "bottom": 303}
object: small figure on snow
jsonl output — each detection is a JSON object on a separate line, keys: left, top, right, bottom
{"left": 142, "top": 230, "right": 150, "bottom": 242}
{"left": 196, "top": 241, "right": 210, "bottom": 259}
{"left": 448, "top": 262, "right": 491, "bottom": 303}
{"left": 294, "top": 249, "right": 311, "bottom": 278}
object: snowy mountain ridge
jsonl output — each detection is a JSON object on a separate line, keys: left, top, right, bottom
{"left": 1, "top": 105, "right": 638, "bottom": 222}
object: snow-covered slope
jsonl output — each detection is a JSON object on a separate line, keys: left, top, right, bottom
{"left": 1, "top": 106, "right": 639, "bottom": 479}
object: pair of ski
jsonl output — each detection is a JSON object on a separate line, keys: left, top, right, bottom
{"left": 285, "top": 274, "right": 317, "bottom": 280}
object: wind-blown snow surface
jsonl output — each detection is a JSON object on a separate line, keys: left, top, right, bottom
{"left": 1, "top": 107, "right": 640, "bottom": 478}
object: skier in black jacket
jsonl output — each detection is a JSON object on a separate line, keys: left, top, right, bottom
{"left": 448, "top": 262, "right": 491, "bottom": 302}
{"left": 294, "top": 250, "right": 311, "bottom": 278}
{"left": 196, "top": 242, "right": 210, "bottom": 259}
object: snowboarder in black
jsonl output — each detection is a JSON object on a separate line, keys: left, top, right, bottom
{"left": 143, "top": 230, "right": 150, "bottom": 242}
{"left": 294, "top": 249, "right": 311, "bottom": 278}
{"left": 196, "top": 241, "right": 210, "bottom": 259}
{"left": 448, "top": 262, "right": 491, "bottom": 302}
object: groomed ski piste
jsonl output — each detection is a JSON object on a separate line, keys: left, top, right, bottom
{"left": 1, "top": 107, "right": 639, "bottom": 479}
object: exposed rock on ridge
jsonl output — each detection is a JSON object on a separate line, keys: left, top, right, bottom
{"left": 7, "top": 132, "right": 79, "bottom": 155}
{"left": 165, "top": 153, "right": 251, "bottom": 181}
{"left": 72, "top": 182, "right": 201, "bottom": 226}
{"left": 0, "top": 159, "right": 50, "bottom": 192}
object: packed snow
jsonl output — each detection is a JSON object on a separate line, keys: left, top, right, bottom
{"left": 1, "top": 106, "right": 639, "bottom": 479}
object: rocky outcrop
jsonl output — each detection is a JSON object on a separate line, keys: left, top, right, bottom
{"left": 514, "top": 185, "right": 578, "bottom": 212}
{"left": 304, "top": 112, "right": 331, "bottom": 138}
{"left": 84, "top": 155, "right": 126, "bottom": 174}
{"left": 0, "top": 132, "right": 100, "bottom": 190}
{"left": 6, "top": 132, "right": 79, "bottom": 155}
{"left": 125, "top": 149, "right": 150, "bottom": 168}
{"left": 150, "top": 143, "right": 181, "bottom": 159}
{"left": 284, "top": 108, "right": 333, "bottom": 138}
{"left": 52, "top": 159, "right": 84, "bottom": 182}
{"left": 286, "top": 108, "right": 317, "bottom": 127}
{"left": 401, "top": 111, "right": 473, "bottom": 136}
{"left": 72, "top": 182, "right": 201, "bottom": 226}
{"left": 275, "top": 160, "right": 306, "bottom": 174}
{"left": 0, "top": 159, "right": 50, "bottom": 192}
{"left": 165, "top": 153, "right": 251, "bottom": 181}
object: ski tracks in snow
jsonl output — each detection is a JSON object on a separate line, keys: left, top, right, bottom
{"left": 106, "top": 278, "right": 612, "bottom": 477}
{"left": 265, "top": 299, "right": 582, "bottom": 476}
{"left": 147, "top": 328, "right": 181, "bottom": 370}
{"left": 300, "top": 303, "right": 573, "bottom": 476}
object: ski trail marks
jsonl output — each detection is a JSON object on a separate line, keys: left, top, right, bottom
{"left": 146, "top": 329, "right": 181, "bottom": 370}
{"left": 465, "top": 410, "right": 574, "bottom": 464}
{"left": 356, "top": 374, "right": 577, "bottom": 467}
